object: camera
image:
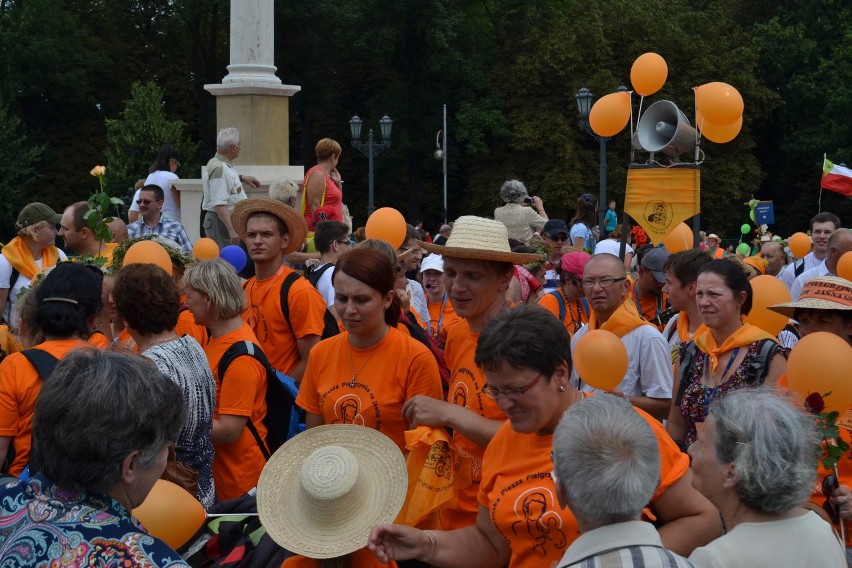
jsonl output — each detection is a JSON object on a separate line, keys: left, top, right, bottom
{"left": 524, "top": 196, "right": 534, "bottom": 205}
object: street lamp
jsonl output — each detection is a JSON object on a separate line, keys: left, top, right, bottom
{"left": 434, "top": 104, "right": 448, "bottom": 224}
{"left": 575, "top": 86, "right": 628, "bottom": 238}
{"left": 349, "top": 114, "right": 393, "bottom": 218}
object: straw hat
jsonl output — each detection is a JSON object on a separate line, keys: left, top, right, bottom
{"left": 420, "top": 216, "right": 539, "bottom": 264}
{"left": 256, "top": 425, "right": 406, "bottom": 559}
{"left": 768, "top": 276, "right": 852, "bottom": 318}
{"left": 231, "top": 198, "right": 308, "bottom": 255}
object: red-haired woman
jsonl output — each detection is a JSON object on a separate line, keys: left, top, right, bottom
{"left": 296, "top": 248, "right": 443, "bottom": 451}
{"left": 301, "top": 138, "right": 345, "bottom": 232}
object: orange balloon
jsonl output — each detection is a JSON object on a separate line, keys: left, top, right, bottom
{"left": 124, "top": 241, "right": 173, "bottom": 275}
{"left": 787, "top": 332, "right": 852, "bottom": 414}
{"left": 573, "top": 330, "right": 629, "bottom": 391}
{"left": 365, "top": 207, "right": 407, "bottom": 249}
{"left": 589, "top": 92, "right": 631, "bottom": 138}
{"left": 701, "top": 115, "right": 743, "bottom": 144}
{"left": 193, "top": 237, "right": 220, "bottom": 260}
{"left": 837, "top": 252, "right": 852, "bottom": 281}
{"left": 743, "top": 275, "right": 792, "bottom": 336}
{"left": 663, "top": 222, "right": 694, "bottom": 253}
{"left": 694, "top": 82, "right": 744, "bottom": 126}
{"left": 788, "top": 232, "right": 811, "bottom": 259}
{"left": 133, "top": 479, "right": 206, "bottom": 550}
{"left": 630, "top": 52, "right": 668, "bottom": 96}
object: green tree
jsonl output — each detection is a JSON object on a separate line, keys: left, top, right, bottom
{"left": 0, "top": 100, "right": 45, "bottom": 242}
{"left": 103, "top": 81, "right": 200, "bottom": 198}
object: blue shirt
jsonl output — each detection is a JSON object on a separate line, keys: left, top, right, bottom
{"left": 605, "top": 209, "right": 618, "bottom": 232}
{"left": 0, "top": 475, "right": 189, "bottom": 567}
{"left": 128, "top": 213, "right": 193, "bottom": 252}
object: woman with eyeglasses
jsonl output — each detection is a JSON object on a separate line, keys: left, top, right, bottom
{"left": 537, "top": 251, "right": 591, "bottom": 336}
{"left": 666, "top": 259, "right": 786, "bottom": 449}
{"left": 369, "top": 305, "right": 720, "bottom": 567}
{"left": 0, "top": 203, "right": 67, "bottom": 329}
{"left": 129, "top": 144, "right": 181, "bottom": 223}
{"left": 296, "top": 247, "right": 443, "bottom": 452}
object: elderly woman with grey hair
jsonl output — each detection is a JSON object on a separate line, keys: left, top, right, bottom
{"left": 687, "top": 388, "right": 846, "bottom": 567}
{"left": 552, "top": 394, "right": 695, "bottom": 567}
{"left": 0, "top": 350, "right": 187, "bottom": 565}
{"left": 493, "top": 179, "right": 549, "bottom": 244}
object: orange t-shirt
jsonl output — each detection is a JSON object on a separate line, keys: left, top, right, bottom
{"left": 479, "top": 406, "right": 690, "bottom": 568}
{"left": 426, "top": 294, "right": 461, "bottom": 345}
{"left": 296, "top": 327, "right": 443, "bottom": 452}
{"left": 205, "top": 322, "right": 268, "bottom": 501}
{"left": 537, "top": 291, "right": 589, "bottom": 337}
{"left": 628, "top": 283, "right": 668, "bottom": 331}
{"left": 176, "top": 305, "right": 208, "bottom": 347}
{"left": 281, "top": 549, "right": 396, "bottom": 568}
{"left": 440, "top": 321, "right": 507, "bottom": 530}
{"left": 243, "top": 266, "right": 327, "bottom": 375}
{"left": 87, "top": 331, "right": 110, "bottom": 349}
{"left": 0, "top": 339, "right": 89, "bottom": 475}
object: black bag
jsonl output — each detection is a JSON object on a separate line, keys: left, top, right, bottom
{"left": 279, "top": 272, "right": 339, "bottom": 340}
{"left": 304, "top": 262, "right": 334, "bottom": 289}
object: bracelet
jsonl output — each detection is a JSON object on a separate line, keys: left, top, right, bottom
{"left": 623, "top": 393, "right": 631, "bottom": 404}
{"left": 423, "top": 530, "right": 438, "bottom": 562}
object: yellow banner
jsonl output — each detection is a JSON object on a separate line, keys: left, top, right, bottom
{"left": 624, "top": 166, "right": 700, "bottom": 245}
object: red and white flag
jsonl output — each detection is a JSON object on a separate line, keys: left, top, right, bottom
{"left": 822, "top": 156, "right": 852, "bottom": 197}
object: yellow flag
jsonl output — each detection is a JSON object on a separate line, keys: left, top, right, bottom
{"left": 624, "top": 166, "right": 700, "bottom": 245}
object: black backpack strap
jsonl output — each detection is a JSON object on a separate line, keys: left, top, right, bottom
{"left": 217, "top": 340, "right": 273, "bottom": 460}
{"left": 746, "top": 338, "right": 782, "bottom": 387}
{"left": 278, "top": 272, "right": 301, "bottom": 331}
{"left": 306, "top": 263, "right": 333, "bottom": 287}
{"left": 673, "top": 341, "right": 698, "bottom": 408}
{"left": 794, "top": 259, "right": 805, "bottom": 277}
{"left": 21, "top": 349, "right": 59, "bottom": 380}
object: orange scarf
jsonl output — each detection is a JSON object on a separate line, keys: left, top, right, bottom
{"left": 693, "top": 322, "right": 774, "bottom": 372}
{"left": 675, "top": 311, "right": 707, "bottom": 344}
{"left": 588, "top": 297, "right": 653, "bottom": 338}
{"left": 1, "top": 237, "right": 60, "bottom": 280}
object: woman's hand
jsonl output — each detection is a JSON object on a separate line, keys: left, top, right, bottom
{"left": 403, "top": 395, "right": 454, "bottom": 428}
{"left": 830, "top": 485, "right": 852, "bottom": 519}
{"left": 395, "top": 287, "right": 411, "bottom": 311}
{"left": 368, "top": 524, "right": 429, "bottom": 563}
{"left": 330, "top": 168, "right": 342, "bottom": 188}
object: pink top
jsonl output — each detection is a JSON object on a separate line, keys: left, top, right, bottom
{"left": 302, "top": 165, "right": 343, "bottom": 231}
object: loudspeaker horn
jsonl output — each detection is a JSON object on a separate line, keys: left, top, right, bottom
{"left": 636, "top": 100, "right": 696, "bottom": 156}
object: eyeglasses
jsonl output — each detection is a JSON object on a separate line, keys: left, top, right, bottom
{"left": 546, "top": 234, "right": 570, "bottom": 243}
{"left": 334, "top": 239, "right": 351, "bottom": 247}
{"left": 136, "top": 199, "right": 155, "bottom": 205}
{"left": 482, "top": 374, "right": 543, "bottom": 400}
{"left": 582, "top": 277, "right": 626, "bottom": 289}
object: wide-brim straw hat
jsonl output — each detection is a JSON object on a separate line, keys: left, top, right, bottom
{"left": 768, "top": 276, "right": 852, "bottom": 318}
{"left": 256, "top": 425, "right": 407, "bottom": 559}
{"left": 420, "top": 215, "right": 540, "bottom": 264}
{"left": 231, "top": 198, "right": 308, "bottom": 255}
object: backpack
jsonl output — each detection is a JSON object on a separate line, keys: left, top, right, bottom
{"left": 217, "top": 341, "right": 297, "bottom": 460}
{"left": 2, "top": 349, "right": 59, "bottom": 474}
{"left": 304, "top": 262, "right": 334, "bottom": 289}
{"left": 794, "top": 258, "right": 806, "bottom": 277}
{"left": 398, "top": 311, "right": 451, "bottom": 392}
{"left": 275, "top": 272, "right": 340, "bottom": 340}
{"left": 547, "top": 290, "right": 589, "bottom": 323}
{"left": 674, "top": 338, "right": 780, "bottom": 407}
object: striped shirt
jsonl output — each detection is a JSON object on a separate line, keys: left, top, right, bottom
{"left": 557, "top": 521, "right": 696, "bottom": 568}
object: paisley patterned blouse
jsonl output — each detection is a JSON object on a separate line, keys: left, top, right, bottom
{"left": 0, "top": 475, "right": 188, "bottom": 566}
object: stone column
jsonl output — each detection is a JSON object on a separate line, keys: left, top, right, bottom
{"left": 223, "top": 0, "right": 280, "bottom": 85}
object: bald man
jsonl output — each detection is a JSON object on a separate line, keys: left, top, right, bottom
{"left": 791, "top": 229, "right": 852, "bottom": 300}
{"left": 107, "top": 218, "right": 128, "bottom": 242}
{"left": 759, "top": 241, "right": 786, "bottom": 277}
{"left": 569, "top": 253, "right": 672, "bottom": 420}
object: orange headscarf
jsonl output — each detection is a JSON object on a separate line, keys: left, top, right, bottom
{"left": 1, "top": 236, "right": 60, "bottom": 281}
{"left": 588, "top": 296, "right": 654, "bottom": 338}
{"left": 693, "top": 322, "right": 774, "bottom": 372}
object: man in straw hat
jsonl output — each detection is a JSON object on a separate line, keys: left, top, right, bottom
{"left": 402, "top": 215, "right": 539, "bottom": 531}
{"left": 257, "top": 424, "right": 406, "bottom": 566}
{"left": 769, "top": 275, "right": 852, "bottom": 345}
{"left": 232, "top": 198, "right": 329, "bottom": 381}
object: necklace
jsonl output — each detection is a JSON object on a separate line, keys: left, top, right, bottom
{"left": 145, "top": 334, "right": 179, "bottom": 350}
{"left": 347, "top": 328, "right": 389, "bottom": 388}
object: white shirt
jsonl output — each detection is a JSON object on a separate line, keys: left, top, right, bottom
{"left": 594, "top": 239, "right": 634, "bottom": 257}
{"left": 145, "top": 170, "right": 181, "bottom": 220}
{"left": 315, "top": 264, "right": 336, "bottom": 308}
{"left": 779, "top": 251, "right": 822, "bottom": 290}
{"left": 688, "top": 511, "right": 846, "bottom": 568}
{"left": 0, "top": 250, "right": 69, "bottom": 326}
{"left": 407, "top": 279, "right": 431, "bottom": 330}
{"left": 790, "top": 259, "right": 829, "bottom": 300}
{"left": 570, "top": 321, "right": 672, "bottom": 399}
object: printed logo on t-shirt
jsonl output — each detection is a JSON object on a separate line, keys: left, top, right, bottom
{"left": 451, "top": 367, "right": 489, "bottom": 413}
{"left": 246, "top": 305, "right": 270, "bottom": 343}
{"left": 491, "top": 480, "right": 570, "bottom": 560}
{"left": 323, "top": 381, "right": 382, "bottom": 431}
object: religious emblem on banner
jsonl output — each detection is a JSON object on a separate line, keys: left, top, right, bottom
{"left": 624, "top": 165, "right": 700, "bottom": 245}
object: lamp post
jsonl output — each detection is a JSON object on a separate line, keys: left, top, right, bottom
{"left": 575, "top": 86, "right": 628, "bottom": 238}
{"left": 349, "top": 114, "right": 393, "bottom": 218}
{"left": 434, "top": 104, "right": 448, "bottom": 224}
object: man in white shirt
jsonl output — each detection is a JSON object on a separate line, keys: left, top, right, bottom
{"left": 779, "top": 212, "right": 840, "bottom": 290}
{"left": 791, "top": 229, "right": 852, "bottom": 299}
{"left": 309, "top": 220, "right": 351, "bottom": 307}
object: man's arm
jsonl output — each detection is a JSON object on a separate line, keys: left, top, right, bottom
{"left": 214, "top": 204, "right": 240, "bottom": 244}
{"left": 212, "top": 414, "right": 249, "bottom": 445}
{"left": 291, "top": 335, "right": 321, "bottom": 382}
{"left": 653, "top": 468, "right": 723, "bottom": 556}
{"left": 624, "top": 395, "right": 671, "bottom": 421}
